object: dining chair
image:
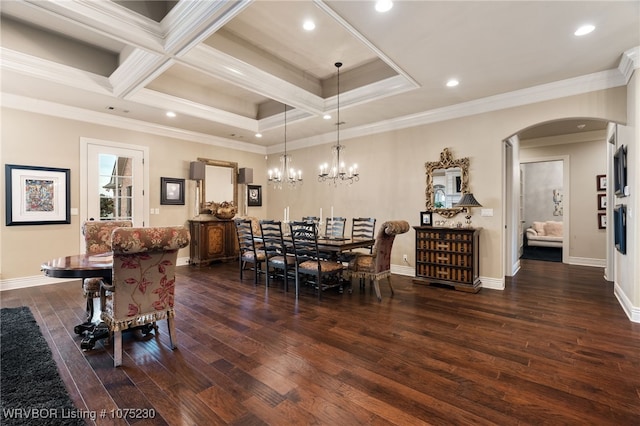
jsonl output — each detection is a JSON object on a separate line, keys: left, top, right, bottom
{"left": 78, "top": 220, "right": 132, "bottom": 334}
{"left": 347, "top": 220, "right": 410, "bottom": 301}
{"left": 259, "top": 219, "right": 296, "bottom": 291}
{"left": 289, "top": 221, "right": 344, "bottom": 299}
{"left": 302, "top": 216, "right": 319, "bottom": 223}
{"left": 325, "top": 217, "right": 346, "bottom": 238}
{"left": 234, "top": 218, "right": 266, "bottom": 285}
{"left": 100, "top": 226, "right": 190, "bottom": 367}
{"left": 338, "top": 217, "right": 376, "bottom": 264}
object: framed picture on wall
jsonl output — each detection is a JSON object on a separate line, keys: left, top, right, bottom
{"left": 5, "top": 164, "right": 71, "bottom": 226}
{"left": 614, "top": 204, "right": 626, "bottom": 254}
{"left": 160, "top": 177, "right": 185, "bottom": 205}
{"left": 420, "top": 211, "right": 433, "bottom": 226}
{"left": 247, "top": 185, "right": 262, "bottom": 207}
{"left": 613, "top": 145, "right": 627, "bottom": 196}
{"left": 597, "top": 194, "right": 606, "bottom": 210}
{"left": 598, "top": 213, "right": 606, "bottom": 229}
{"left": 596, "top": 174, "right": 606, "bottom": 191}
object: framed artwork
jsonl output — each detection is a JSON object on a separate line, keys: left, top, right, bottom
{"left": 5, "top": 164, "right": 71, "bottom": 226}
{"left": 614, "top": 204, "right": 626, "bottom": 254}
{"left": 597, "top": 194, "right": 606, "bottom": 210}
{"left": 247, "top": 185, "right": 262, "bottom": 207}
{"left": 160, "top": 177, "right": 185, "bottom": 205}
{"left": 613, "top": 145, "right": 627, "bottom": 197}
{"left": 598, "top": 212, "right": 606, "bottom": 230}
{"left": 596, "top": 174, "right": 606, "bottom": 191}
{"left": 420, "top": 211, "right": 433, "bottom": 226}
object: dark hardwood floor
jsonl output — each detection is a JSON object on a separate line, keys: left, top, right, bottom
{"left": 2, "top": 259, "right": 639, "bottom": 425}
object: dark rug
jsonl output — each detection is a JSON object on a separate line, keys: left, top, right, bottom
{"left": 520, "top": 246, "right": 563, "bottom": 262}
{"left": 1, "top": 307, "right": 84, "bottom": 426}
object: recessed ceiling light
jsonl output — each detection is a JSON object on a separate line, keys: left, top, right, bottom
{"left": 575, "top": 24, "right": 595, "bottom": 36}
{"left": 323, "top": 114, "right": 332, "bottom": 120}
{"left": 375, "top": 0, "right": 393, "bottom": 13}
{"left": 166, "top": 111, "right": 176, "bottom": 118}
{"left": 446, "top": 79, "right": 459, "bottom": 87}
{"left": 255, "top": 133, "right": 262, "bottom": 138}
{"left": 303, "top": 20, "right": 315, "bottom": 31}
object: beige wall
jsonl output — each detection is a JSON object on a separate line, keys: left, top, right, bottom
{"left": 0, "top": 86, "right": 629, "bottom": 290}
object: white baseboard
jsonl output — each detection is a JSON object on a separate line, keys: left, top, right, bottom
{"left": 480, "top": 276, "right": 505, "bottom": 290}
{"left": 614, "top": 282, "right": 640, "bottom": 323}
{"left": 568, "top": 256, "right": 606, "bottom": 267}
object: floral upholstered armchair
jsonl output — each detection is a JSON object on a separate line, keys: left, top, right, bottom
{"left": 347, "top": 220, "right": 410, "bottom": 301}
{"left": 100, "top": 226, "right": 190, "bottom": 367}
{"left": 79, "top": 220, "right": 132, "bottom": 332}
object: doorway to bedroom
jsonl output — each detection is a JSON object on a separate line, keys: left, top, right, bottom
{"left": 520, "top": 160, "right": 564, "bottom": 262}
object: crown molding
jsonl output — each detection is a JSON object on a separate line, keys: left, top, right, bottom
{"left": 618, "top": 46, "right": 639, "bottom": 84}
{"left": 283, "top": 68, "right": 628, "bottom": 153}
{"left": 1, "top": 93, "right": 267, "bottom": 155}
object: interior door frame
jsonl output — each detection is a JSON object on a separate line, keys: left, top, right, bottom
{"left": 79, "top": 137, "right": 149, "bottom": 250}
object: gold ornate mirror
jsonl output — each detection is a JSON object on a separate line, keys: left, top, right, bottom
{"left": 425, "top": 148, "right": 470, "bottom": 218}
{"left": 197, "top": 158, "right": 238, "bottom": 212}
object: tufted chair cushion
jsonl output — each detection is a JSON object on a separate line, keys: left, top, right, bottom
{"left": 101, "top": 226, "right": 190, "bottom": 332}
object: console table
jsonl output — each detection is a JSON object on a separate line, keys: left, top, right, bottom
{"left": 188, "top": 218, "right": 238, "bottom": 265}
{"left": 412, "top": 226, "right": 481, "bottom": 293}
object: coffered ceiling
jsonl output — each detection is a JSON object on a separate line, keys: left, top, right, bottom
{"left": 1, "top": 1, "right": 638, "bottom": 153}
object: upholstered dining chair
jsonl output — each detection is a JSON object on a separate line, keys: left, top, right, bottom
{"left": 347, "top": 220, "right": 410, "bottom": 301}
{"left": 325, "top": 217, "right": 346, "bottom": 238}
{"left": 234, "top": 218, "right": 266, "bottom": 285}
{"left": 78, "top": 220, "right": 132, "bottom": 334}
{"left": 289, "top": 221, "right": 344, "bottom": 299}
{"left": 100, "top": 226, "right": 190, "bottom": 367}
{"left": 338, "top": 217, "right": 376, "bottom": 264}
{"left": 259, "top": 219, "right": 295, "bottom": 291}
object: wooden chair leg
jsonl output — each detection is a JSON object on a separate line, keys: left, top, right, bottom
{"left": 113, "top": 330, "right": 122, "bottom": 367}
{"left": 373, "top": 279, "right": 382, "bottom": 301}
{"left": 386, "top": 276, "right": 394, "bottom": 295}
{"left": 167, "top": 317, "right": 177, "bottom": 350}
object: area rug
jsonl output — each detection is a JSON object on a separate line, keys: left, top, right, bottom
{"left": 520, "top": 246, "right": 562, "bottom": 262}
{"left": 1, "top": 307, "right": 84, "bottom": 426}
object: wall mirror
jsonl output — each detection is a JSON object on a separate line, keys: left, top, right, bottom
{"left": 197, "top": 157, "right": 238, "bottom": 211}
{"left": 425, "top": 148, "right": 469, "bottom": 218}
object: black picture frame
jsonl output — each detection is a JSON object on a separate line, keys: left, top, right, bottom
{"left": 420, "top": 211, "right": 433, "bottom": 226}
{"left": 597, "top": 193, "right": 606, "bottom": 211}
{"left": 613, "top": 145, "right": 627, "bottom": 197}
{"left": 596, "top": 174, "right": 606, "bottom": 191}
{"left": 247, "top": 185, "right": 262, "bottom": 207}
{"left": 614, "top": 204, "right": 626, "bottom": 254}
{"left": 160, "top": 177, "right": 185, "bottom": 205}
{"left": 598, "top": 212, "right": 606, "bottom": 229}
{"left": 5, "top": 164, "right": 71, "bottom": 226}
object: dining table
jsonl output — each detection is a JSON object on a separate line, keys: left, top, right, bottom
{"left": 41, "top": 252, "right": 113, "bottom": 341}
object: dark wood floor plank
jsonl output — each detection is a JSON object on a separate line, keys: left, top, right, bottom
{"left": 2, "top": 259, "right": 640, "bottom": 425}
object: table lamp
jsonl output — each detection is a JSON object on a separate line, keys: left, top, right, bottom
{"left": 455, "top": 193, "right": 483, "bottom": 228}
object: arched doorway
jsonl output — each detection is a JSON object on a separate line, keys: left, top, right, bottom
{"left": 503, "top": 117, "right": 610, "bottom": 277}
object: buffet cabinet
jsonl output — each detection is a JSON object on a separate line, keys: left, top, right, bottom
{"left": 189, "top": 219, "right": 238, "bottom": 265}
{"left": 412, "top": 226, "right": 481, "bottom": 293}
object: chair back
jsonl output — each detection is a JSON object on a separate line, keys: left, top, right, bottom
{"left": 259, "top": 219, "right": 289, "bottom": 262}
{"left": 371, "top": 220, "right": 410, "bottom": 273}
{"left": 83, "top": 220, "right": 133, "bottom": 254}
{"left": 234, "top": 219, "right": 261, "bottom": 260}
{"left": 289, "top": 221, "right": 321, "bottom": 263}
{"left": 103, "top": 226, "right": 190, "bottom": 330}
{"left": 325, "top": 217, "right": 346, "bottom": 238}
{"left": 351, "top": 217, "right": 376, "bottom": 241}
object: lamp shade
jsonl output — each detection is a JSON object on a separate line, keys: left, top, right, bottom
{"left": 455, "top": 193, "right": 483, "bottom": 208}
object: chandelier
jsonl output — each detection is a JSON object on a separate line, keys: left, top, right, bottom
{"left": 318, "top": 62, "right": 359, "bottom": 185}
{"left": 268, "top": 104, "right": 302, "bottom": 189}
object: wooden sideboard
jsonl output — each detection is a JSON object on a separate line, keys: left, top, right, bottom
{"left": 189, "top": 218, "right": 238, "bottom": 265}
{"left": 412, "top": 226, "right": 481, "bottom": 293}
